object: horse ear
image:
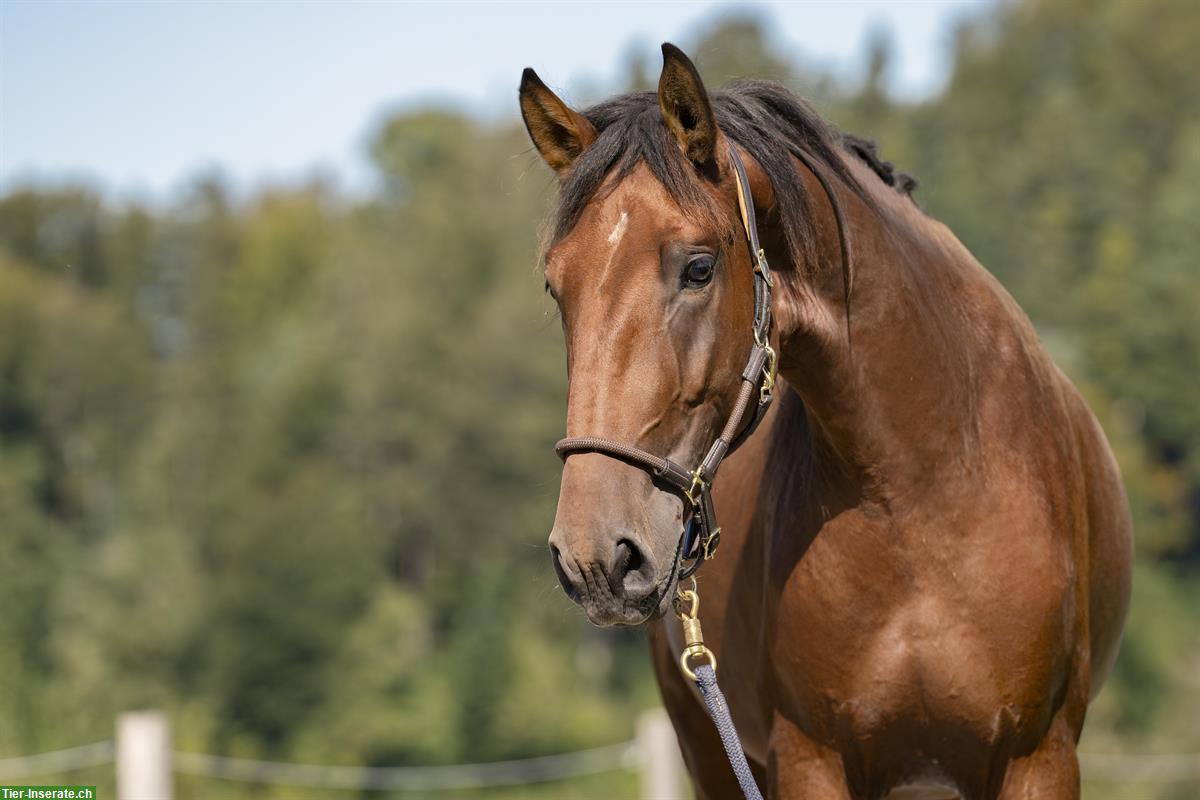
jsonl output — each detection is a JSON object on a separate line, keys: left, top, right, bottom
{"left": 658, "top": 43, "right": 718, "bottom": 171}
{"left": 519, "top": 68, "right": 597, "bottom": 176}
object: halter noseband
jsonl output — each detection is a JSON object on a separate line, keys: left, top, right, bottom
{"left": 555, "top": 144, "right": 777, "bottom": 581}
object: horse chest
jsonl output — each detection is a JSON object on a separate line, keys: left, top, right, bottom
{"left": 760, "top": 510, "right": 1077, "bottom": 764}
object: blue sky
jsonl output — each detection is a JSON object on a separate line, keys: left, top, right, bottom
{"left": 1, "top": 1, "right": 988, "bottom": 200}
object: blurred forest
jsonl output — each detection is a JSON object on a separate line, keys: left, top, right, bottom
{"left": 1, "top": 0, "right": 1198, "bottom": 797}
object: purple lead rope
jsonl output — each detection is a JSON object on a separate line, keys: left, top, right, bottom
{"left": 694, "top": 664, "right": 764, "bottom": 800}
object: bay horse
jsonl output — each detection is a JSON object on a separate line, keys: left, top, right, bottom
{"left": 520, "top": 44, "right": 1132, "bottom": 799}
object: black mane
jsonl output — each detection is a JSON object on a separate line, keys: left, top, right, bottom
{"left": 843, "top": 133, "right": 919, "bottom": 196}
{"left": 549, "top": 78, "right": 916, "bottom": 276}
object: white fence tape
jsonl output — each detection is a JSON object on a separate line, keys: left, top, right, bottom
{"left": 0, "top": 741, "right": 115, "bottom": 780}
{"left": 1, "top": 735, "right": 1197, "bottom": 788}
{"left": 173, "top": 741, "right": 638, "bottom": 791}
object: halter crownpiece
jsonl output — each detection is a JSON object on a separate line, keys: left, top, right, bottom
{"left": 555, "top": 144, "right": 776, "bottom": 581}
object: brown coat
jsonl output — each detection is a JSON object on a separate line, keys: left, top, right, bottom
{"left": 521, "top": 45, "right": 1132, "bottom": 799}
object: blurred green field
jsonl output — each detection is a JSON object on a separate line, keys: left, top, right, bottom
{"left": 2, "top": 0, "right": 1198, "bottom": 796}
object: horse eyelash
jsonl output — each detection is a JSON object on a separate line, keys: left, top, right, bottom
{"left": 542, "top": 280, "right": 561, "bottom": 321}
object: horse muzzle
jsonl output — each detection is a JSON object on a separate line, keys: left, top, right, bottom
{"left": 550, "top": 524, "right": 676, "bottom": 626}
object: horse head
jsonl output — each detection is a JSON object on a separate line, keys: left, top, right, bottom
{"left": 521, "top": 46, "right": 763, "bottom": 626}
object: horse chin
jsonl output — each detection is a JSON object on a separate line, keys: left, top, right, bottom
{"left": 582, "top": 578, "right": 677, "bottom": 628}
{"left": 580, "top": 603, "right": 644, "bottom": 629}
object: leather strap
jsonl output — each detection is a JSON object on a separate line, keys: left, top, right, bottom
{"left": 556, "top": 144, "right": 776, "bottom": 579}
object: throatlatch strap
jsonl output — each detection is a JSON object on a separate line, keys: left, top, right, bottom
{"left": 728, "top": 146, "right": 772, "bottom": 342}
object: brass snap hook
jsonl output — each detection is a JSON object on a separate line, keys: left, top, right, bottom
{"left": 674, "top": 578, "right": 716, "bottom": 681}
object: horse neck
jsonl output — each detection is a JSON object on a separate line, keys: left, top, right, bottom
{"left": 769, "top": 158, "right": 989, "bottom": 504}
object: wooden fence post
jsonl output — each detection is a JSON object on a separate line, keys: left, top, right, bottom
{"left": 637, "top": 708, "right": 686, "bottom": 799}
{"left": 116, "top": 710, "right": 172, "bottom": 800}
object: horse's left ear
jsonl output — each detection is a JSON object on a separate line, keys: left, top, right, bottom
{"left": 519, "top": 68, "right": 597, "bottom": 176}
{"left": 658, "top": 43, "right": 718, "bottom": 172}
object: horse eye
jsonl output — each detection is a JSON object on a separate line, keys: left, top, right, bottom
{"left": 684, "top": 255, "right": 715, "bottom": 288}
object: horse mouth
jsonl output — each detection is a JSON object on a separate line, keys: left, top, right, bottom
{"left": 582, "top": 545, "right": 684, "bottom": 628}
{"left": 583, "top": 593, "right": 673, "bottom": 628}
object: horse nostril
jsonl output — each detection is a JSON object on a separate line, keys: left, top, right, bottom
{"left": 613, "top": 538, "right": 641, "bottom": 573}
{"left": 614, "top": 538, "right": 654, "bottom": 597}
{"left": 550, "top": 543, "right": 581, "bottom": 602}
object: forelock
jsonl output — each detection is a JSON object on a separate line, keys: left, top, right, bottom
{"left": 546, "top": 93, "right": 724, "bottom": 251}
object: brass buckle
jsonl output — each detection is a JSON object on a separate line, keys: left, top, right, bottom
{"left": 684, "top": 467, "right": 706, "bottom": 507}
{"left": 702, "top": 528, "right": 721, "bottom": 560}
{"left": 759, "top": 343, "right": 777, "bottom": 405}
{"left": 754, "top": 248, "right": 773, "bottom": 287}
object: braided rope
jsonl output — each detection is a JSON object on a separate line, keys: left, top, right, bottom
{"left": 694, "top": 664, "right": 764, "bottom": 799}
{"left": 554, "top": 437, "right": 669, "bottom": 474}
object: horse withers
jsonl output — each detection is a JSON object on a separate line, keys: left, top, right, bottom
{"left": 520, "top": 44, "right": 1132, "bottom": 799}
